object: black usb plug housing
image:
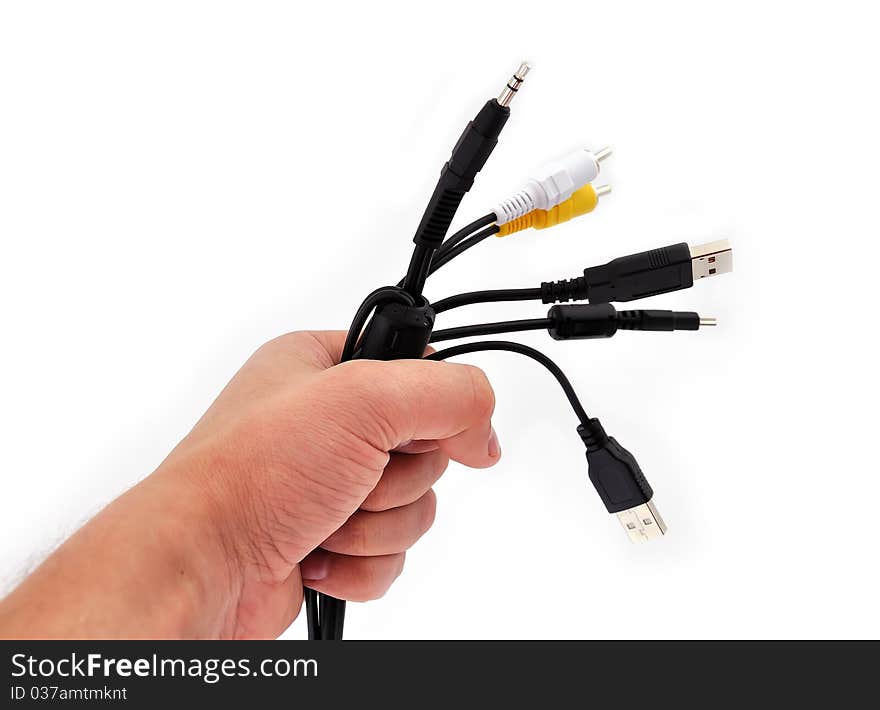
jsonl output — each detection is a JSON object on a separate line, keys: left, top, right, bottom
{"left": 540, "top": 239, "right": 732, "bottom": 304}
{"left": 578, "top": 418, "right": 667, "bottom": 543}
{"left": 582, "top": 242, "right": 692, "bottom": 303}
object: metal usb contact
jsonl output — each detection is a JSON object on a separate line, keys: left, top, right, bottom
{"left": 690, "top": 239, "right": 733, "bottom": 280}
{"left": 616, "top": 501, "right": 668, "bottom": 543}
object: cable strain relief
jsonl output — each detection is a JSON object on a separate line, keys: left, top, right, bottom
{"left": 541, "top": 276, "right": 588, "bottom": 304}
{"left": 413, "top": 183, "right": 466, "bottom": 248}
{"left": 493, "top": 189, "right": 535, "bottom": 224}
{"left": 577, "top": 418, "right": 609, "bottom": 452}
{"left": 497, "top": 211, "right": 538, "bottom": 237}
{"left": 615, "top": 310, "right": 644, "bottom": 330}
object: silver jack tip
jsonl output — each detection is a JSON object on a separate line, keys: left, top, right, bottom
{"left": 514, "top": 61, "right": 532, "bottom": 80}
{"left": 699, "top": 317, "right": 718, "bottom": 327}
{"left": 595, "top": 184, "right": 612, "bottom": 198}
{"left": 497, "top": 61, "right": 532, "bottom": 107}
{"left": 594, "top": 146, "right": 613, "bottom": 163}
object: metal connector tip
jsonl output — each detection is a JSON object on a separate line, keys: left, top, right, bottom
{"left": 497, "top": 61, "right": 531, "bottom": 107}
{"left": 690, "top": 239, "right": 733, "bottom": 280}
{"left": 616, "top": 500, "right": 667, "bottom": 543}
{"left": 699, "top": 317, "right": 718, "bottom": 327}
{"left": 594, "top": 146, "right": 613, "bottom": 163}
{"left": 594, "top": 184, "right": 612, "bottom": 198}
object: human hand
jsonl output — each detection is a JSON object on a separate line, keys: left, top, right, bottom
{"left": 0, "top": 331, "right": 499, "bottom": 639}
{"left": 169, "top": 330, "right": 501, "bottom": 637}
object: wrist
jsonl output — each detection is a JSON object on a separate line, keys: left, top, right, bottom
{"left": 145, "top": 456, "right": 246, "bottom": 638}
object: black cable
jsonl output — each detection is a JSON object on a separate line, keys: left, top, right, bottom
{"left": 304, "top": 588, "right": 319, "bottom": 640}
{"left": 397, "top": 214, "right": 497, "bottom": 290}
{"left": 415, "top": 250, "right": 433, "bottom": 291}
{"left": 401, "top": 245, "right": 433, "bottom": 295}
{"left": 427, "top": 225, "right": 499, "bottom": 277}
{"left": 306, "top": 588, "right": 343, "bottom": 640}
{"left": 440, "top": 213, "right": 496, "bottom": 253}
{"left": 315, "top": 65, "right": 529, "bottom": 641}
{"left": 432, "top": 287, "right": 542, "bottom": 314}
{"left": 432, "top": 305, "right": 711, "bottom": 344}
{"left": 328, "top": 598, "right": 346, "bottom": 639}
{"left": 308, "top": 285, "right": 415, "bottom": 641}
{"left": 430, "top": 318, "right": 551, "bottom": 343}
{"left": 432, "top": 240, "right": 734, "bottom": 316}
{"left": 425, "top": 341, "right": 591, "bottom": 425}
{"left": 341, "top": 287, "right": 415, "bottom": 362}
{"left": 318, "top": 595, "right": 345, "bottom": 641}
{"left": 402, "top": 75, "right": 520, "bottom": 299}
{"left": 432, "top": 240, "right": 735, "bottom": 315}
{"left": 427, "top": 342, "right": 669, "bottom": 545}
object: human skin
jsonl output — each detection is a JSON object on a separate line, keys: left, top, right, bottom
{"left": 0, "top": 331, "right": 500, "bottom": 639}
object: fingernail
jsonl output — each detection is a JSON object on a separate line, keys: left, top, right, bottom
{"left": 301, "top": 553, "right": 330, "bottom": 581}
{"left": 487, "top": 426, "right": 501, "bottom": 458}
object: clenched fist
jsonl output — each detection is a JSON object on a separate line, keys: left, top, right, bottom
{"left": 0, "top": 331, "right": 500, "bottom": 639}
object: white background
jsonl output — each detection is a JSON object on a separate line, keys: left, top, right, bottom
{"left": 1, "top": 1, "right": 877, "bottom": 639}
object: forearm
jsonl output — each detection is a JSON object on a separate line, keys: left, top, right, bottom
{"left": 0, "top": 465, "right": 239, "bottom": 639}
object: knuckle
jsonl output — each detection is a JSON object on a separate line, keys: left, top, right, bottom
{"left": 277, "top": 330, "right": 314, "bottom": 347}
{"left": 369, "top": 555, "right": 406, "bottom": 600}
{"left": 357, "top": 560, "right": 383, "bottom": 601}
{"left": 418, "top": 489, "right": 437, "bottom": 533}
{"left": 361, "top": 480, "right": 390, "bottom": 512}
{"left": 333, "top": 514, "right": 369, "bottom": 555}
{"left": 350, "top": 517, "right": 372, "bottom": 555}
{"left": 432, "top": 452, "right": 451, "bottom": 478}
{"left": 394, "top": 551, "right": 406, "bottom": 579}
{"left": 313, "top": 363, "right": 403, "bottom": 452}
{"left": 463, "top": 365, "right": 496, "bottom": 420}
{"left": 253, "top": 331, "right": 338, "bottom": 371}
{"left": 257, "top": 330, "right": 310, "bottom": 356}
{"left": 327, "top": 359, "right": 381, "bottom": 391}
{"left": 347, "top": 554, "right": 406, "bottom": 602}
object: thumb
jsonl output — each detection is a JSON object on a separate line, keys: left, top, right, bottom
{"left": 311, "top": 358, "right": 498, "bottom": 468}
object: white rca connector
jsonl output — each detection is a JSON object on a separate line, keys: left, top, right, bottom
{"left": 492, "top": 147, "right": 611, "bottom": 224}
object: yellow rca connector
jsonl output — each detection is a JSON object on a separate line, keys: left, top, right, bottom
{"left": 496, "top": 183, "right": 610, "bottom": 237}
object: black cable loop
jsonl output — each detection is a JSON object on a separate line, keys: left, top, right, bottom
{"left": 426, "top": 340, "right": 591, "bottom": 425}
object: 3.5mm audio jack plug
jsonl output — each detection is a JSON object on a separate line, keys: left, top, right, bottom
{"left": 497, "top": 62, "right": 531, "bottom": 107}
